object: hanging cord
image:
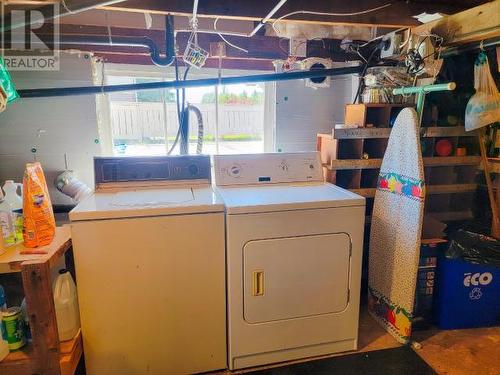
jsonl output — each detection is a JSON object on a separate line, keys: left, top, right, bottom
{"left": 167, "top": 58, "right": 190, "bottom": 155}
{"left": 271, "top": 3, "right": 392, "bottom": 34}
{"left": 214, "top": 17, "right": 248, "bottom": 53}
{"left": 352, "top": 44, "right": 381, "bottom": 104}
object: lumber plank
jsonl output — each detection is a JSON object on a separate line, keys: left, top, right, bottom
{"left": 412, "top": 1, "right": 500, "bottom": 46}
{"left": 100, "top": 0, "right": 476, "bottom": 28}
{"left": 0, "top": 226, "right": 71, "bottom": 274}
{"left": 21, "top": 260, "right": 61, "bottom": 375}
{"left": 328, "top": 156, "right": 481, "bottom": 170}
{"left": 351, "top": 183, "right": 478, "bottom": 198}
{"left": 333, "top": 126, "right": 478, "bottom": 139}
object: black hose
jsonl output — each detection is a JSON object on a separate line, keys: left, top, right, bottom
{"left": 187, "top": 104, "right": 204, "bottom": 154}
{"left": 18, "top": 66, "right": 365, "bottom": 98}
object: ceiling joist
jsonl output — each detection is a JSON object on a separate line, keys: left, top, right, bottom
{"left": 100, "top": 0, "right": 488, "bottom": 29}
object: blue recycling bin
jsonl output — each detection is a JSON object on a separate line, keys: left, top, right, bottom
{"left": 434, "top": 255, "right": 500, "bottom": 329}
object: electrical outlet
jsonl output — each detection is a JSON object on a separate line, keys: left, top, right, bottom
{"left": 289, "top": 38, "right": 307, "bottom": 57}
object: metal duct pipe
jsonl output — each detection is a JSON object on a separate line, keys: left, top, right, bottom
{"left": 2, "top": 0, "right": 128, "bottom": 31}
{"left": 18, "top": 65, "right": 365, "bottom": 98}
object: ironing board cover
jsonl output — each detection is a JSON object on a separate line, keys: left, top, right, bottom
{"left": 368, "top": 107, "right": 425, "bottom": 344}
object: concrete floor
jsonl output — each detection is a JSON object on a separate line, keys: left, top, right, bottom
{"left": 214, "top": 307, "right": 500, "bottom": 374}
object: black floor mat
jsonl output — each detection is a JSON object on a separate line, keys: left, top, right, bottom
{"left": 247, "top": 346, "right": 436, "bottom": 375}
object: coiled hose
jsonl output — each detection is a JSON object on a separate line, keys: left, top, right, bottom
{"left": 179, "top": 104, "right": 204, "bottom": 154}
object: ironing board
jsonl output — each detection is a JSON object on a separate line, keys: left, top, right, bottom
{"left": 368, "top": 107, "right": 425, "bottom": 344}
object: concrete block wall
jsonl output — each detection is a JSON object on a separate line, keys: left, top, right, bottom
{"left": 0, "top": 52, "right": 100, "bottom": 205}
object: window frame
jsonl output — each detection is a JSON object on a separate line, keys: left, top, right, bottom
{"left": 94, "top": 61, "right": 276, "bottom": 155}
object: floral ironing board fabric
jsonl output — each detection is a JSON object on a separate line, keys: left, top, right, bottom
{"left": 368, "top": 107, "right": 425, "bottom": 344}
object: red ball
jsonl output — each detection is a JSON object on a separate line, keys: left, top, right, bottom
{"left": 435, "top": 139, "right": 453, "bottom": 156}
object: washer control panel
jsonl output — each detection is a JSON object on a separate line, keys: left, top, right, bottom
{"left": 94, "top": 155, "right": 211, "bottom": 188}
{"left": 214, "top": 152, "right": 323, "bottom": 186}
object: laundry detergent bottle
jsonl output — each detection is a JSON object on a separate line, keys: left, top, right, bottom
{"left": 53, "top": 270, "right": 81, "bottom": 341}
{"left": 0, "top": 189, "right": 16, "bottom": 248}
{"left": 2, "top": 180, "right": 23, "bottom": 242}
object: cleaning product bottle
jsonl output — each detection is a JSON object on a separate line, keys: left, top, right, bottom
{"left": 0, "top": 189, "right": 16, "bottom": 247}
{"left": 53, "top": 269, "right": 80, "bottom": 341}
{"left": 2, "top": 181, "right": 23, "bottom": 243}
{"left": 0, "top": 313, "right": 8, "bottom": 362}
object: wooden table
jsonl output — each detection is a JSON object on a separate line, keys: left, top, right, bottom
{"left": 0, "top": 226, "right": 83, "bottom": 375}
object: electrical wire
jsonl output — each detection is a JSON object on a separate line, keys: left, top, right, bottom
{"left": 353, "top": 44, "right": 381, "bottom": 104}
{"left": 167, "top": 58, "right": 190, "bottom": 155}
{"left": 213, "top": 17, "right": 249, "bottom": 53}
{"left": 271, "top": 3, "right": 393, "bottom": 34}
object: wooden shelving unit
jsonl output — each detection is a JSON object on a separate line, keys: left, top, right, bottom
{"left": 318, "top": 104, "right": 481, "bottom": 223}
{"left": 0, "top": 227, "right": 82, "bottom": 375}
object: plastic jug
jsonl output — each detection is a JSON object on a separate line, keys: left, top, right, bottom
{"left": 3, "top": 180, "right": 23, "bottom": 243}
{"left": 53, "top": 270, "right": 81, "bottom": 341}
{"left": 0, "top": 192, "right": 16, "bottom": 247}
{"left": 2, "top": 181, "right": 22, "bottom": 210}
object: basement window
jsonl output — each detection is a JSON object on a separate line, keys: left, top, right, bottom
{"left": 97, "top": 64, "right": 274, "bottom": 156}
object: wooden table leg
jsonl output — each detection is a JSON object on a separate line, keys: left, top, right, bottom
{"left": 21, "top": 260, "right": 61, "bottom": 375}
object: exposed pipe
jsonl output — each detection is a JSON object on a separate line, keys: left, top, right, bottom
{"left": 249, "top": 0, "right": 288, "bottom": 37}
{"left": 44, "top": 15, "right": 175, "bottom": 66}
{"left": 2, "top": 0, "right": 128, "bottom": 32}
{"left": 191, "top": 0, "right": 199, "bottom": 26}
{"left": 18, "top": 65, "right": 365, "bottom": 98}
{"left": 442, "top": 36, "right": 500, "bottom": 57}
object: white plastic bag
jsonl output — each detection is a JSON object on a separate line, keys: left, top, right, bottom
{"left": 465, "top": 53, "right": 500, "bottom": 131}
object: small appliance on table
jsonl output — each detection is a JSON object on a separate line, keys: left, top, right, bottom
{"left": 214, "top": 152, "right": 366, "bottom": 370}
{"left": 70, "top": 155, "right": 226, "bottom": 375}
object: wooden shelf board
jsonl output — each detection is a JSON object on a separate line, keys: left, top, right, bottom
{"left": 347, "top": 103, "right": 411, "bottom": 108}
{"left": 0, "top": 329, "right": 82, "bottom": 375}
{"left": 334, "top": 126, "right": 478, "bottom": 140}
{"left": 351, "top": 183, "right": 477, "bottom": 198}
{"left": 0, "top": 226, "right": 71, "bottom": 274}
{"left": 427, "top": 210, "right": 474, "bottom": 222}
{"left": 327, "top": 156, "right": 481, "bottom": 170}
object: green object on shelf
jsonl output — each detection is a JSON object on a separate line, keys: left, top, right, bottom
{"left": 0, "top": 57, "right": 19, "bottom": 103}
{"left": 393, "top": 82, "right": 456, "bottom": 122}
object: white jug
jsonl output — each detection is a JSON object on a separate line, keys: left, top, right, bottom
{"left": 53, "top": 270, "right": 81, "bottom": 341}
{"left": 2, "top": 180, "right": 22, "bottom": 210}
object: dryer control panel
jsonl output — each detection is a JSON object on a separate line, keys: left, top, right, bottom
{"left": 214, "top": 152, "right": 323, "bottom": 186}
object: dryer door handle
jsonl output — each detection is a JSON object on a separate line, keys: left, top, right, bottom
{"left": 252, "top": 270, "right": 265, "bottom": 296}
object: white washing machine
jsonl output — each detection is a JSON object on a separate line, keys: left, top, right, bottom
{"left": 70, "top": 155, "right": 226, "bottom": 375}
{"left": 214, "top": 152, "right": 366, "bottom": 370}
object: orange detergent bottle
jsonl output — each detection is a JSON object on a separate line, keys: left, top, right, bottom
{"left": 22, "top": 163, "right": 55, "bottom": 247}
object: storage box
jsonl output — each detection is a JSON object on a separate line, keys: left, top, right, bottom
{"left": 434, "top": 255, "right": 500, "bottom": 329}
{"left": 413, "top": 240, "right": 445, "bottom": 324}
